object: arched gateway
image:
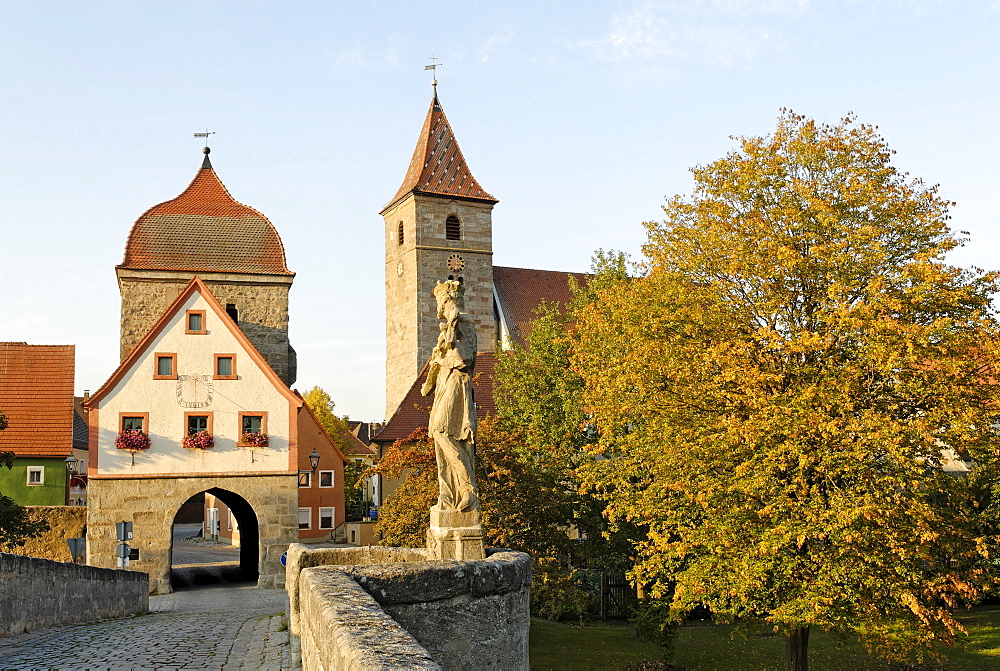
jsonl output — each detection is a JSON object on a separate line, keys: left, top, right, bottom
{"left": 89, "top": 477, "right": 294, "bottom": 594}
{"left": 85, "top": 278, "right": 303, "bottom": 595}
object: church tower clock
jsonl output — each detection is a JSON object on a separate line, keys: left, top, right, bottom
{"left": 381, "top": 90, "right": 498, "bottom": 419}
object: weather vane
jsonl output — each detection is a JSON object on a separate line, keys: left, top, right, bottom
{"left": 193, "top": 130, "right": 215, "bottom": 150}
{"left": 425, "top": 54, "right": 441, "bottom": 96}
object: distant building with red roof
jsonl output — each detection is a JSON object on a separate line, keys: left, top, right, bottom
{"left": 0, "top": 342, "right": 76, "bottom": 506}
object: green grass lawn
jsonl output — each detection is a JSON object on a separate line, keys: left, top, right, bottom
{"left": 529, "top": 606, "right": 1000, "bottom": 670}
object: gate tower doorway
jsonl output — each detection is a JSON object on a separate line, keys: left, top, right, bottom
{"left": 169, "top": 488, "right": 261, "bottom": 591}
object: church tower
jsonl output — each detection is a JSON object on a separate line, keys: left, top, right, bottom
{"left": 381, "top": 91, "right": 498, "bottom": 418}
{"left": 117, "top": 148, "right": 298, "bottom": 385}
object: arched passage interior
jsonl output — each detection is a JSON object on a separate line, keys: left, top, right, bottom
{"left": 169, "top": 488, "right": 260, "bottom": 588}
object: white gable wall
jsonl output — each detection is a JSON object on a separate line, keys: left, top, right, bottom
{"left": 96, "top": 292, "right": 292, "bottom": 476}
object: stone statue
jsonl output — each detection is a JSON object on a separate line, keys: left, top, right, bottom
{"left": 422, "top": 279, "right": 479, "bottom": 512}
{"left": 422, "top": 279, "right": 484, "bottom": 560}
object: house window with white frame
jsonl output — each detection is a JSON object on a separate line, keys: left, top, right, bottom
{"left": 26, "top": 466, "right": 44, "bottom": 486}
{"left": 298, "top": 508, "right": 311, "bottom": 530}
{"left": 298, "top": 471, "right": 311, "bottom": 487}
{"left": 319, "top": 507, "right": 335, "bottom": 529}
{"left": 319, "top": 470, "right": 334, "bottom": 488}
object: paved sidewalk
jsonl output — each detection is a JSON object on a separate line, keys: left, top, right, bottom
{"left": 0, "top": 586, "right": 292, "bottom": 670}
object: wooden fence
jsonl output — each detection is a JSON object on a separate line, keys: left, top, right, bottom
{"left": 598, "top": 571, "right": 637, "bottom": 620}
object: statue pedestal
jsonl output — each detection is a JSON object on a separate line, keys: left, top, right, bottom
{"left": 427, "top": 509, "right": 485, "bottom": 561}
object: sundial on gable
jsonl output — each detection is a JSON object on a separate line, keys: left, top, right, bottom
{"left": 176, "top": 374, "right": 214, "bottom": 408}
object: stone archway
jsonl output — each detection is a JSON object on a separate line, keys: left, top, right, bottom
{"left": 87, "top": 474, "right": 297, "bottom": 595}
{"left": 170, "top": 488, "right": 261, "bottom": 589}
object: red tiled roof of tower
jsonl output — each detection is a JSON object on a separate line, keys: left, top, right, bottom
{"left": 119, "top": 154, "right": 293, "bottom": 275}
{"left": 375, "top": 353, "right": 497, "bottom": 443}
{"left": 383, "top": 95, "right": 498, "bottom": 212}
{"left": 493, "top": 266, "right": 590, "bottom": 346}
{"left": 0, "top": 343, "right": 75, "bottom": 458}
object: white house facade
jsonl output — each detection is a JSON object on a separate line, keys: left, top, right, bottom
{"left": 86, "top": 277, "right": 301, "bottom": 594}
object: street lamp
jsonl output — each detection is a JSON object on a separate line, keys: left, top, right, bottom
{"left": 64, "top": 456, "right": 78, "bottom": 506}
{"left": 309, "top": 449, "right": 321, "bottom": 473}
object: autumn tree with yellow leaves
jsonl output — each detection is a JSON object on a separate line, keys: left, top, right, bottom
{"left": 573, "top": 111, "right": 1000, "bottom": 670}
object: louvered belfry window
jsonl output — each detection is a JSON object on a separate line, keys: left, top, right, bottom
{"left": 446, "top": 215, "right": 461, "bottom": 240}
{"left": 398, "top": 221, "right": 404, "bottom": 245}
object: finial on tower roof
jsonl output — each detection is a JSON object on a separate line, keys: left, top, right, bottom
{"left": 194, "top": 131, "right": 215, "bottom": 169}
{"left": 424, "top": 54, "right": 441, "bottom": 100}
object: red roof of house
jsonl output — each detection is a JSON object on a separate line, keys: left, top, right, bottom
{"left": 119, "top": 153, "right": 292, "bottom": 276}
{"left": 375, "top": 352, "right": 497, "bottom": 443}
{"left": 382, "top": 95, "right": 498, "bottom": 212}
{"left": 339, "top": 426, "right": 376, "bottom": 458}
{"left": 0, "top": 343, "right": 75, "bottom": 458}
{"left": 493, "top": 266, "right": 589, "bottom": 345}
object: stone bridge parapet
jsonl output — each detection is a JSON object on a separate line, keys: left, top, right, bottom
{"left": 0, "top": 552, "right": 148, "bottom": 637}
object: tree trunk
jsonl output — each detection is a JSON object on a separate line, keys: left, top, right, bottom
{"left": 784, "top": 625, "right": 809, "bottom": 671}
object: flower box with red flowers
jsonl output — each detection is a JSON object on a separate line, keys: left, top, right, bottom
{"left": 182, "top": 430, "right": 215, "bottom": 450}
{"left": 240, "top": 432, "right": 269, "bottom": 448}
{"left": 115, "top": 430, "right": 150, "bottom": 452}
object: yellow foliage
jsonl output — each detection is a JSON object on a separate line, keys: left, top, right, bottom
{"left": 573, "top": 110, "right": 1000, "bottom": 664}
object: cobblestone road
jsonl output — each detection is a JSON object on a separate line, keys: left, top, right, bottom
{"left": 0, "top": 585, "right": 292, "bottom": 670}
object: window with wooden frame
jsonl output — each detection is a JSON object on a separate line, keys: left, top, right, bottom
{"left": 298, "top": 471, "right": 312, "bottom": 488}
{"left": 119, "top": 413, "right": 149, "bottom": 433}
{"left": 319, "top": 507, "right": 335, "bottom": 529}
{"left": 238, "top": 411, "right": 268, "bottom": 446}
{"left": 318, "top": 470, "right": 334, "bottom": 488}
{"left": 185, "top": 310, "right": 207, "bottom": 334}
{"left": 298, "top": 508, "right": 311, "bottom": 530}
{"left": 26, "top": 466, "right": 44, "bottom": 486}
{"left": 214, "top": 353, "right": 237, "bottom": 380}
{"left": 445, "top": 214, "right": 461, "bottom": 240}
{"left": 184, "top": 411, "right": 213, "bottom": 436}
{"left": 153, "top": 353, "right": 177, "bottom": 380}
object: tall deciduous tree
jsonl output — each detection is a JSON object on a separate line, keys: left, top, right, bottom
{"left": 301, "top": 387, "right": 351, "bottom": 440}
{"left": 573, "top": 111, "right": 1000, "bottom": 669}
{"left": 493, "top": 250, "right": 639, "bottom": 574}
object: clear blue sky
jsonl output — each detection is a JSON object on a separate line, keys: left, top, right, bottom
{"left": 2, "top": 1, "right": 998, "bottom": 421}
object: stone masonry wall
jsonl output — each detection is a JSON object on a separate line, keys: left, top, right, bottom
{"left": 0, "top": 552, "right": 148, "bottom": 637}
{"left": 88, "top": 474, "right": 297, "bottom": 595}
{"left": 383, "top": 194, "right": 495, "bottom": 418}
{"left": 299, "top": 567, "right": 440, "bottom": 671}
{"left": 0, "top": 506, "right": 87, "bottom": 561}
{"left": 287, "top": 545, "right": 531, "bottom": 670}
{"left": 117, "top": 270, "right": 296, "bottom": 385}
{"left": 284, "top": 544, "right": 428, "bottom": 638}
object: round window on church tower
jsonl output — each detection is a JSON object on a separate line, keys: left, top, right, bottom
{"left": 446, "top": 215, "right": 461, "bottom": 241}
{"left": 398, "top": 221, "right": 404, "bottom": 245}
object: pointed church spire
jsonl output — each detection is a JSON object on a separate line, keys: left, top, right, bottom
{"left": 382, "top": 94, "right": 498, "bottom": 213}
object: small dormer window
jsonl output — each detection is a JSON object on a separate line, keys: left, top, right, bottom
{"left": 398, "top": 221, "right": 405, "bottom": 245}
{"left": 186, "top": 310, "right": 207, "bottom": 334}
{"left": 446, "top": 215, "right": 461, "bottom": 240}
